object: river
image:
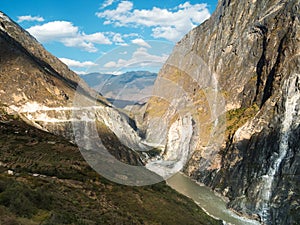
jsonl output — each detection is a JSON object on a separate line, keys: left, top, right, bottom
{"left": 167, "top": 173, "right": 261, "bottom": 225}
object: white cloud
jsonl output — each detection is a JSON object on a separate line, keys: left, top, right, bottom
{"left": 102, "top": 32, "right": 131, "bottom": 46}
{"left": 123, "top": 33, "right": 139, "bottom": 38}
{"left": 104, "top": 71, "right": 123, "bottom": 75}
{"left": 103, "top": 47, "right": 168, "bottom": 70}
{"left": 112, "top": 33, "right": 128, "bottom": 46}
{"left": 131, "top": 38, "right": 151, "bottom": 48}
{"left": 112, "top": 33, "right": 124, "bottom": 43}
{"left": 104, "top": 61, "right": 117, "bottom": 68}
{"left": 96, "top": 1, "right": 211, "bottom": 42}
{"left": 59, "top": 58, "right": 97, "bottom": 68}
{"left": 74, "top": 70, "right": 88, "bottom": 75}
{"left": 17, "top": 15, "right": 44, "bottom": 23}
{"left": 61, "top": 32, "right": 112, "bottom": 52}
{"left": 83, "top": 32, "right": 112, "bottom": 44}
{"left": 152, "top": 26, "right": 181, "bottom": 41}
{"left": 101, "top": 0, "right": 118, "bottom": 9}
{"left": 115, "top": 1, "right": 133, "bottom": 13}
{"left": 27, "top": 21, "right": 112, "bottom": 52}
{"left": 27, "top": 21, "right": 78, "bottom": 42}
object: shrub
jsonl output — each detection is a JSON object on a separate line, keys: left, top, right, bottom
{"left": 0, "top": 180, "right": 53, "bottom": 218}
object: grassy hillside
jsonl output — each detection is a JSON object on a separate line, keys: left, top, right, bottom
{"left": 0, "top": 112, "right": 221, "bottom": 225}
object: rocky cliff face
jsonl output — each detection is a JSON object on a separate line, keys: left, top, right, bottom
{"left": 144, "top": 0, "right": 300, "bottom": 224}
{"left": 0, "top": 11, "right": 147, "bottom": 169}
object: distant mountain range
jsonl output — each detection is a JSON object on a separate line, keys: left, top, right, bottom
{"left": 81, "top": 71, "right": 157, "bottom": 108}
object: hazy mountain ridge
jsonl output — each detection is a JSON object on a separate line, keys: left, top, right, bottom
{"left": 82, "top": 71, "right": 157, "bottom": 107}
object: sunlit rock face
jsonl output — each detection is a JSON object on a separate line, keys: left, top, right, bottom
{"left": 144, "top": 0, "right": 300, "bottom": 224}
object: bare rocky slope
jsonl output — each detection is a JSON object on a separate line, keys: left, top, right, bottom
{"left": 0, "top": 11, "right": 148, "bottom": 167}
{"left": 144, "top": 0, "right": 300, "bottom": 224}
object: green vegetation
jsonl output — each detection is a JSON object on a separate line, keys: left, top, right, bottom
{"left": 0, "top": 115, "right": 222, "bottom": 225}
{"left": 0, "top": 178, "right": 52, "bottom": 218}
{"left": 226, "top": 104, "right": 259, "bottom": 136}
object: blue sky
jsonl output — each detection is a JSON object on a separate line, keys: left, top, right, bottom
{"left": 1, "top": 0, "right": 218, "bottom": 74}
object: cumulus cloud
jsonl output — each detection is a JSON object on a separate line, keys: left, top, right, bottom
{"left": 131, "top": 38, "right": 151, "bottom": 48}
{"left": 17, "top": 15, "right": 44, "bottom": 23}
{"left": 103, "top": 47, "right": 168, "bottom": 70}
{"left": 27, "top": 21, "right": 111, "bottom": 52}
{"left": 59, "top": 58, "right": 97, "bottom": 68}
{"left": 27, "top": 21, "right": 77, "bottom": 42}
{"left": 96, "top": 1, "right": 210, "bottom": 42}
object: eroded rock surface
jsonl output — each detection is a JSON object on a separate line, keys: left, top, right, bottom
{"left": 144, "top": 0, "right": 300, "bottom": 224}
